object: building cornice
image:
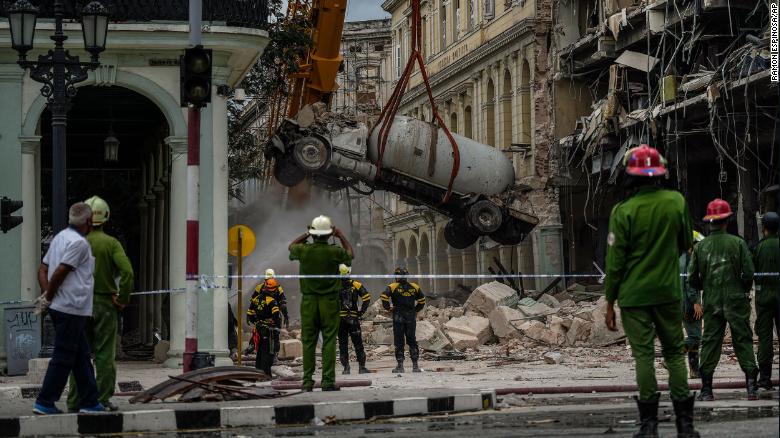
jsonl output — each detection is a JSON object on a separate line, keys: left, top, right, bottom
{"left": 382, "top": 0, "right": 406, "bottom": 13}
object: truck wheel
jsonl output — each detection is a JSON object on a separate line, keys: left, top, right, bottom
{"left": 274, "top": 157, "right": 306, "bottom": 187}
{"left": 466, "top": 200, "right": 503, "bottom": 234}
{"left": 444, "top": 219, "right": 479, "bottom": 249}
{"left": 292, "top": 136, "right": 330, "bottom": 172}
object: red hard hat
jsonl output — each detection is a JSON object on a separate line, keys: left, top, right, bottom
{"left": 703, "top": 198, "right": 732, "bottom": 222}
{"left": 625, "top": 144, "right": 667, "bottom": 177}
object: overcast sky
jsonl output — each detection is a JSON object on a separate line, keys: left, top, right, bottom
{"left": 280, "top": 1, "right": 389, "bottom": 21}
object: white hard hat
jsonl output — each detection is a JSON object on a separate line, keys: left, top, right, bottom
{"left": 265, "top": 269, "right": 275, "bottom": 279}
{"left": 339, "top": 264, "right": 351, "bottom": 276}
{"left": 308, "top": 215, "right": 333, "bottom": 236}
{"left": 84, "top": 196, "right": 110, "bottom": 226}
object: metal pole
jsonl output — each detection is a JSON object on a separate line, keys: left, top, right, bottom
{"left": 183, "top": 0, "right": 203, "bottom": 372}
{"left": 51, "top": 0, "right": 68, "bottom": 232}
{"left": 236, "top": 229, "right": 243, "bottom": 366}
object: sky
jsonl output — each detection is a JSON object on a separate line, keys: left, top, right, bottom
{"left": 280, "top": 1, "right": 389, "bottom": 21}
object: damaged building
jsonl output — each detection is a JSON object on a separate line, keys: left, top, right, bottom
{"left": 551, "top": 0, "right": 779, "bottom": 272}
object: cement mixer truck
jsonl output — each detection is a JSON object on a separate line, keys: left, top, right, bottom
{"left": 266, "top": 110, "right": 538, "bottom": 249}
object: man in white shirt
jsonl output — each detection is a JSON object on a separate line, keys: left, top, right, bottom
{"left": 33, "top": 203, "right": 104, "bottom": 415}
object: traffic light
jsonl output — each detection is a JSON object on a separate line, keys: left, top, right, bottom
{"left": 1, "top": 197, "right": 23, "bottom": 233}
{"left": 180, "top": 45, "right": 212, "bottom": 107}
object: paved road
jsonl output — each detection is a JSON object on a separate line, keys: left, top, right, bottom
{"left": 135, "top": 401, "right": 778, "bottom": 437}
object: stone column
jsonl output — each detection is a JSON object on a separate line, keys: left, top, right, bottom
{"left": 145, "top": 190, "right": 156, "bottom": 344}
{"left": 153, "top": 180, "right": 165, "bottom": 339}
{"left": 136, "top": 198, "right": 149, "bottom": 343}
{"left": 20, "top": 136, "right": 41, "bottom": 301}
{"left": 165, "top": 136, "right": 187, "bottom": 368}
{"left": 533, "top": 225, "right": 564, "bottom": 291}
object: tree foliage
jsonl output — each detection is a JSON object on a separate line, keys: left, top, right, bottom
{"left": 227, "top": 0, "right": 312, "bottom": 200}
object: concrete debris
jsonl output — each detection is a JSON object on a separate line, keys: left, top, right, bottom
{"left": 465, "top": 281, "right": 519, "bottom": 316}
{"left": 153, "top": 340, "right": 171, "bottom": 363}
{"left": 444, "top": 315, "right": 493, "bottom": 346}
{"left": 587, "top": 297, "right": 625, "bottom": 346}
{"left": 517, "top": 301, "right": 554, "bottom": 320}
{"left": 369, "top": 323, "right": 394, "bottom": 345}
{"left": 536, "top": 293, "right": 561, "bottom": 309}
{"left": 447, "top": 331, "right": 480, "bottom": 350}
{"left": 362, "top": 299, "right": 385, "bottom": 320}
{"left": 416, "top": 321, "right": 452, "bottom": 352}
{"left": 489, "top": 306, "right": 525, "bottom": 340}
{"left": 566, "top": 317, "right": 593, "bottom": 346}
{"left": 543, "top": 351, "right": 563, "bottom": 364}
{"left": 278, "top": 339, "right": 303, "bottom": 360}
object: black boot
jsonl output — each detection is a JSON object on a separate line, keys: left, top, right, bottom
{"left": 342, "top": 364, "right": 351, "bottom": 375}
{"left": 697, "top": 373, "right": 714, "bottom": 401}
{"left": 632, "top": 393, "right": 659, "bottom": 438}
{"left": 392, "top": 361, "right": 404, "bottom": 373}
{"left": 412, "top": 360, "right": 421, "bottom": 372}
{"left": 757, "top": 364, "right": 773, "bottom": 390}
{"left": 358, "top": 362, "right": 370, "bottom": 374}
{"left": 672, "top": 394, "right": 700, "bottom": 438}
{"left": 687, "top": 352, "right": 700, "bottom": 379}
{"left": 746, "top": 369, "right": 759, "bottom": 400}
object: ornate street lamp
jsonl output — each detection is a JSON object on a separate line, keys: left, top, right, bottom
{"left": 6, "top": 0, "right": 109, "bottom": 232}
{"left": 104, "top": 131, "right": 119, "bottom": 163}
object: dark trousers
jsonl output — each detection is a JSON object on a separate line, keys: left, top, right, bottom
{"left": 273, "top": 330, "right": 280, "bottom": 355}
{"left": 392, "top": 312, "right": 419, "bottom": 362}
{"left": 254, "top": 326, "right": 274, "bottom": 376}
{"left": 338, "top": 318, "right": 366, "bottom": 366}
{"left": 36, "top": 309, "right": 99, "bottom": 409}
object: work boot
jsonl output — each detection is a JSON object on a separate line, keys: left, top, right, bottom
{"left": 757, "top": 365, "right": 773, "bottom": 390}
{"left": 672, "top": 394, "right": 700, "bottom": 438}
{"left": 687, "top": 352, "right": 700, "bottom": 379}
{"left": 697, "top": 373, "right": 714, "bottom": 401}
{"left": 342, "top": 365, "right": 351, "bottom": 375}
{"left": 746, "top": 369, "right": 759, "bottom": 400}
{"left": 392, "top": 361, "right": 404, "bottom": 374}
{"left": 632, "top": 393, "right": 659, "bottom": 438}
{"left": 412, "top": 361, "right": 422, "bottom": 373}
{"left": 358, "top": 363, "right": 371, "bottom": 374}
{"left": 272, "top": 355, "right": 278, "bottom": 365}
{"left": 322, "top": 385, "right": 340, "bottom": 392}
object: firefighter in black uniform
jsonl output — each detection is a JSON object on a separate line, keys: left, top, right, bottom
{"left": 338, "top": 264, "right": 371, "bottom": 374}
{"left": 381, "top": 267, "right": 426, "bottom": 373}
{"left": 261, "top": 269, "right": 289, "bottom": 363}
{"left": 247, "top": 279, "right": 282, "bottom": 376}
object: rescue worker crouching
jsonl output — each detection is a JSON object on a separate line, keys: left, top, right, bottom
{"left": 247, "top": 279, "right": 282, "bottom": 376}
{"left": 338, "top": 264, "right": 371, "bottom": 375}
{"left": 262, "top": 268, "right": 289, "bottom": 363}
{"left": 381, "top": 267, "right": 425, "bottom": 374}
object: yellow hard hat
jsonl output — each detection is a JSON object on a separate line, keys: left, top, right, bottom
{"left": 265, "top": 268, "right": 275, "bottom": 279}
{"left": 84, "top": 196, "right": 110, "bottom": 226}
{"left": 693, "top": 230, "right": 704, "bottom": 242}
{"left": 308, "top": 215, "right": 333, "bottom": 236}
{"left": 339, "top": 264, "right": 351, "bottom": 276}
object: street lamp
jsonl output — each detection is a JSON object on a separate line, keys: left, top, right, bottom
{"left": 6, "top": 0, "right": 109, "bottom": 232}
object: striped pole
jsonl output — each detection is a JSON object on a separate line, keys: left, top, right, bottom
{"left": 184, "top": 0, "right": 202, "bottom": 373}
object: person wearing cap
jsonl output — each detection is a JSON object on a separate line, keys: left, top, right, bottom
{"left": 337, "top": 264, "right": 371, "bottom": 374}
{"left": 604, "top": 145, "right": 698, "bottom": 438}
{"left": 289, "top": 215, "right": 354, "bottom": 391}
{"left": 752, "top": 211, "right": 778, "bottom": 390}
{"left": 262, "top": 269, "right": 289, "bottom": 363}
{"left": 688, "top": 198, "right": 757, "bottom": 401}
{"left": 246, "top": 280, "right": 282, "bottom": 376}
{"left": 67, "top": 196, "right": 133, "bottom": 413}
{"left": 680, "top": 231, "right": 705, "bottom": 379}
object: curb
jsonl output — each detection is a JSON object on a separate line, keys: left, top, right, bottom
{"left": 0, "top": 390, "right": 496, "bottom": 436}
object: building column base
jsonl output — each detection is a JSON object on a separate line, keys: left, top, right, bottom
{"left": 163, "top": 348, "right": 232, "bottom": 368}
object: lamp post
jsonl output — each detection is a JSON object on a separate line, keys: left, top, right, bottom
{"left": 6, "top": 0, "right": 108, "bottom": 232}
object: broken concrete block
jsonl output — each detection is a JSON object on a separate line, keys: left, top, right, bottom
{"left": 447, "top": 331, "right": 480, "bottom": 350}
{"left": 537, "top": 293, "right": 561, "bottom": 309}
{"left": 416, "top": 321, "right": 451, "bottom": 352}
{"left": 518, "top": 320, "right": 546, "bottom": 340}
{"left": 153, "top": 340, "right": 170, "bottom": 363}
{"left": 575, "top": 310, "right": 594, "bottom": 322}
{"left": 369, "top": 324, "right": 394, "bottom": 345}
{"left": 543, "top": 351, "right": 563, "bottom": 364}
{"left": 553, "top": 292, "right": 572, "bottom": 302}
{"left": 566, "top": 317, "right": 593, "bottom": 346}
{"left": 560, "top": 299, "right": 576, "bottom": 308}
{"left": 444, "top": 315, "right": 493, "bottom": 345}
{"left": 588, "top": 297, "right": 624, "bottom": 346}
{"left": 278, "top": 339, "right": 303, "bottom": 359}
{"left": 517, "top": 301, "right": 553, "bottom": 320}
{"left": 363, "top": 299, "right": 384, "bottom": 320}
{"left": 549, "top": 316, "right": 570, "bottom": 339}
{"left": 489, "top": 306, "right": 525, "bottom": 339}
{"left": 465, "top": 281, "right": 518, "bottom": 316}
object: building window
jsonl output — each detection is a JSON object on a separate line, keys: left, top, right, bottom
{"left": 484, "top": 0, "right": 495, "bottom": 20}
{"left": 468, "top": 0, "right": 475, "bottom": 31}
{"left": 440, "top": 3, "right": 447, "bottom": 48}
{"left": 454, "top": 0, "right": 461, "bottom": 41}
{"left": 395, "top": 29, "right": 402, "bottom": 78}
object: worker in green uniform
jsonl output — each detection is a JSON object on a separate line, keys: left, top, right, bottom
{"left": 604, "top": 145, "right": 698, "bottom": 438}
{"left": 289, "top": 215, "right": 353, "bottom": 391}
{"left": 753, "top": 211, "right": 778, "bottom": 390}
{"left": 338, "top": 264, "right": 371, "bottom": 375}
{"left": 680, "top": 231, "right": 705, "bottom": 378}
{"left": 67, "top": 196, "right": 134, "bottom": 412}
{"left": 688, "top": 198, "right": 758, "bottom": 401}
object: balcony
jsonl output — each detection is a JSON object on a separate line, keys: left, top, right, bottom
{"left": 1, "top": 0, "right": 269, "bottom": 30}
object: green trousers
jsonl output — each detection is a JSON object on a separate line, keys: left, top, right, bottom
{"left": 754, "top": 288, "right": 778, "bottom": 369}
{"left": 67, "top": 295, "right": 117, "bottom": 409}
{"left": 300, "top": 293, "right": 340, "bottom": 389}
{"left": 699, "top": 295, "right": 757, "bottom": 376}
{"left": 621, "top": 301, "right": 690, "bottom": 401}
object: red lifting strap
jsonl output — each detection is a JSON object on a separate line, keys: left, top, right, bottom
{"left": 374, "top": 0, "right": 461, "bottom": 204}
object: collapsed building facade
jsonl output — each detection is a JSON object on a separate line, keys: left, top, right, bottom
{"left": 551, "top": 0, "right": 779, "bottom": 272}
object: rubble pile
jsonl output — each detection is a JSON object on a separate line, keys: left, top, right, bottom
{"left": 360, "top": 281, "right": 625, "bottom": 359}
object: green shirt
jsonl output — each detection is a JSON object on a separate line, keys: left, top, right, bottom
{"left": 752, "top": 235, "right": 778, "bottom": 298}
{"left": 289, "top": 240, "right": 352, "bottom": 295}
{"left": 86, "top": 228, "right": 134, "bottom": 304}
{"left": 688, "top": 229, "right": 754, "bottom": 310}
{"left": 605, "top": 186, "right": 693, "bottom": 307}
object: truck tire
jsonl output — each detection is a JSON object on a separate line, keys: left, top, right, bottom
{"left": 444, "top": 219, "right": 479, "bottom": 249}
{"left": 274, "top": 157, "right": 306, "bottom": 187}
{"left": 466, "top": 200, "right": 503, "bottom": 234}
{"left": 292, "top": 136, "right": 330, "bottom": 172}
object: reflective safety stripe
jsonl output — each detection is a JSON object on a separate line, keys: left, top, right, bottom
{"left": 380, "top": 295, "right": 390, "bottom": 301}
{"left": 361, "top": 294, "right": 371, "bottom": 301}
